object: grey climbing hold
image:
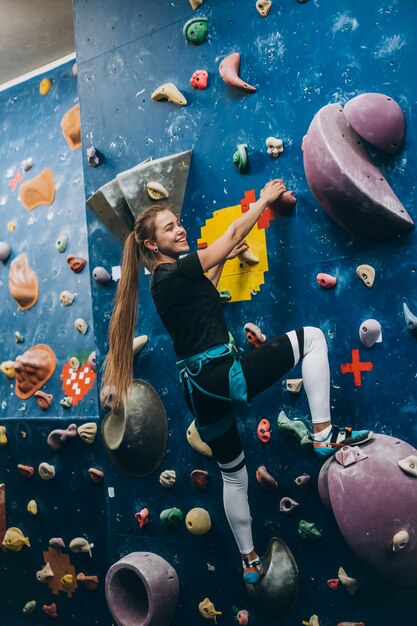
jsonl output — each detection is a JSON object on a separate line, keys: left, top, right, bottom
{"left": 55, "top": 233, "right": 68, "bottom": 253}
{"left": 102, "top": 379, "right": 168, "bottom": 476}
{"left": 403, "top": 302, "right": 417, "bottom": 333}
{"left": 93, "top": 266, "right": 111, "bottom": 284}
{"left": 245, "top": 537, "right": 299, "bottom": 618}
{"left": 0, "top": 242, "right": 11, "bottom": 261}
{"left": 105, "top": 552, "right": 179, "bottom": 626}
{"left": 359, "top": 319, "right": 382, "bottom": 348}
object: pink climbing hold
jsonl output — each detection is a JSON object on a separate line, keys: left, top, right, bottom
{"left": 343, "top": 92, "right": 404, "bottom": 155}
{"left": 335, "top": 445, "right": 368, "bottom": 468}
{"left": 237, "top": 609, "right": 249, "bottom": 625}
{"left": 219, "top": 53, "right": 256, "bottom": 93}
{"left": 279, "top": 496, "right": 299, "bottom": 513}
{"left": 294, "top": 474, "right": 310, "bottom": 489}
{"left": 135, "top": 508, "right": 149, "bottom": 528}
{"left": 317, "top": 273, "right": 337, "bottom": 289}
{"left": 244, "top": 322, "right": 266, "bottom": 348}
{"left": 47, "top": 423, "right": 78, "bottom": 449}
{"left": 190, "top": 70, "right": 208, "bottom": 89}
{"left": 327, "top": 578, "right": 340, "bottom": 590}
{"left": 257, "top": 419, "right": 271, "bottom": 443}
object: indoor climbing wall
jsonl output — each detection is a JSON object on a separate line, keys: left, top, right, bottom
{"left": 0, "top": 62, "right": 107, "bottom": 624}
{"left": 74, "top": 0, "right": 416, "bottom": 625}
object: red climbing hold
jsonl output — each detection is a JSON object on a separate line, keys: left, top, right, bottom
{"left": 257, "top": 419, "right": 271, "bottom": 443}
{"left": 327, "top": 578, "right": 340, "bottom": 590}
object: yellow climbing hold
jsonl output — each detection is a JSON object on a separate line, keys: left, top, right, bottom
{"left": 2, "top": 527, "right": 31, "bottom": 551}
{"left": 199, "top": 598, "right": 222, "bottom": 623}
{"left": 7, "top": 222, "right": 16, "bottom": 232}
{"left": 27, "top": 500, "right": 38, "bottom": 515}
{"left": 61, "top": 574, "right": 74, "bottom": 588}
{"left": 0, "top": 426, "right": 7, "bottom": 446}
{"left": 39, "top": 78, "right": 53, "bottom": 95}
{"left": 1, "top": 361, "right": 16, "bottom": 379}
{"left": 151, "top": 83, "right": 187, "bottom": 106}
{"left": 186, "top": 420, "right": 212, "bottom": 457}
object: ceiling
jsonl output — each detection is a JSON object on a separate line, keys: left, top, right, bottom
{"left": 0, "top": 0, "right": 75, "bottom": 87}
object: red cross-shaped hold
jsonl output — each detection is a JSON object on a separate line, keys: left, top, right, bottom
{"left": 340, "top": 348, "right": 373, "bottom": 386}
{"left": 8, "top": 170, "right": 23, "bottom": 192}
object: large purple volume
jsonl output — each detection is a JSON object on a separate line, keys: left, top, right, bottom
{"left": 303, "top": 103, "right": 413, "bottom": 240}
{"left": 105, "top": 552, "right": 179, "bottom": 626}
{"left": 318, "top": 434, "right": 417, "bottom": 587}
{"left": 344, "top": 93, "right": 405, "bottom": 155}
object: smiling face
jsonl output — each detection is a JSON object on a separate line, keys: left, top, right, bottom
{"left": 145, "top": 209, "right": 189, "bottom": 260}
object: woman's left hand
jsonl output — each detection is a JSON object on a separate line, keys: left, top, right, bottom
{"left": 226, "top": 240, "right": 249, "bottom": 260}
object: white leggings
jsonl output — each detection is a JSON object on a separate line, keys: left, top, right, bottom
{"left": 218, "top": 326, "right": 331, "bottom": 554}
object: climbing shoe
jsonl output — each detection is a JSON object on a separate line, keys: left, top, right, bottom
{"left": 277, "top": 410, "right": 313, "bottom": 452}
{"left": 242, "top": 558, "right": 263, "bottom": 585}
{"left": 313, "top": 425, "right": 373, "bottom": 458}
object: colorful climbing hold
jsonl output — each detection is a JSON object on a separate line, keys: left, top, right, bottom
{"left": 185, "top": 507, "right": 211, "bottom": 535}
{"left": 146, "top": 181, "right": 169, "bottom": 200}
{"left": 183, "top": 17, "right": 208, "bottom": 44}
{"left": 49, "top": 537, "right": 65, "bottom": 549}
{"left": 236, "top": 609, "right": 249, "bottom": 625}
{"left": 159, "top": 469, "right": 177, "bottom": 487}
{"left": 17, "top": 464, "right": 34, "bottom": 479}
{"left": 199, "top": 598, "right": 222, "bottom": 623}
{"left": 38, "top": 462, "right": 56, "bottom": 480}
{"left": 257, "top": 418, "right": 271, "bottom": 443}
{"left": 268, "top": 190, "right": 297, "bottom": 216}
{"left": 39, "top": 78, "right": 53, "bottom": 95}
{"left": 244, "top": 322, "right": 266, "bottom": 348}
{"left": 299, "top": 520, "right": 322, "bottom": 541}
{"left": 190, "top": 69, "right": 209, "bottom": 89}
{"left": 356, "top": 264, "right": 375, "bottom": 287}
{"left": 55, "top": 233, "right": 68, "bottom": 253}
{"left": 74, "top": 318, "right": 88, "bottom": 334}
{"left": 359, "top": 319, "right": 382, "bottom": 348}
{"left": 189, "top": 0, "right": 203, "bottom": 9}
{"left": 316, "top": 272, "right": 337, "bottom": 289}
{"left": 76, "top": 572, "right": 99, "bottom": 591}
{"left": 0, "top": 426, "right": 7, "bottom": 446}
{"left": 67, "top": 255, "right": 86, "bottom": 273}
{"left": 233, "top": 143, "right": 248, "bottom": 173}
{"left": 338, "top": 566, "right": 359, "bottom": 595}
{"left": 219, "top": 289, "right": 232, "bottom": 302}
{"left": 0, "top": 241, "right": 11, "bottom": 261}
{"left": 0, "top": 361, "right": 16, "bottom": 379}
{"left": 256, "top": 465, "right": 278, "bottom": 490}
{"left": 88, "top": 468, "right": 104, "bottom": 483}
{"left": 219, "top": 53, "right": 256, "bottom": 93}
{"left": 78, "top": 422, "right": 98, "bottom": 444}
{"left": 69, "top": 537, "right": 94, "bottom": 556}
{"left": 47, "top": 423, "right": 77, "bottom": 449}
{"left": 279, "top": 496, "right": 299, "bottom": 513}
{"left": 2, "top": 527, "right": 30, "bottom": 551}
{"left": 190, "top": 469, "right": 209, "bottom": 489}
{"left": 160, "top": 507, "right": 184, "bottom": 529}
{"left": 61, "top": 104, "right": 82, "bottom": 150}
{"left": 19, "top": 167, "right": 56, "bottom": 210}
{"left": 403, "top": 302, "right": 417, "bottom": 333}
{"left": 9, "top": 253, "right": 39, "bottom": 310}
{"left": 34, "top": 390, "right": 53, "bottom": 410}
{"left": 42, "top": 603, "right": 58, "bottom": 618}
{"left": 277, "top": 411, "right": 313, "bottom": 450}
{"left": 60, "top": 290, "right": 75, "bottom": 306}
{"left": 60, "top": 396, "right": 73, "bottom": 408}
{"left": 135, "top": 508, "right": 150, "bottom": 528}
{"left": 93, "top": 266, "right": 111, "bottom": 283}
{"left": 294, "top": 474, "right": 310, "bottom": 489}
{"left": 265, "top": 136, "right": 283, "bottom": 156}
{"left": 151, "top": 83, "right": 187, "bottom": 106}
{"left": 327, "top": 578, "right": 340, "bottom": 590}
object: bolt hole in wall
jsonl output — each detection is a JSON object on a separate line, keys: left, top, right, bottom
{"left": 69, "top": 0, "right": 417, "bottom": 625}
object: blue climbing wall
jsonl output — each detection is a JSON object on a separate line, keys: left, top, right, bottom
{"left": 73, "top": 1, "right": 417, "bottom": 625}
{"left": 0, "top": 62, "right": 107, "bottom": 624}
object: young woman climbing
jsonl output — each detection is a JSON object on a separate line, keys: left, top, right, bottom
{"left": 102, "top": 179, "right": 372, "bottom": 585}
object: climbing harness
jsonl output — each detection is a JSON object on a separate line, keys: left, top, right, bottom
{"left": 176, "top": 343, "right": 249, "bottom": 442}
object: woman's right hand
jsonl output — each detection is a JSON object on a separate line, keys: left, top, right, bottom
{"left": 260, "top": 179, "right": 287, "bottom": 204}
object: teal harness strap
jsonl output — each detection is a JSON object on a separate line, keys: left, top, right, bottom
{"left": 177, "top": 343, "right": 249, "bottom": 443}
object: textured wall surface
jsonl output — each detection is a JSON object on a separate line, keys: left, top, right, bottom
{"left": 76, "top": 0, "right": 417, "bottom": 624}
{"left": 0, "top": 62, "right": 106, "bottom": 624}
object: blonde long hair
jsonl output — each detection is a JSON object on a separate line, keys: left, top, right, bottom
{"left": 101, "top": 205, "right": 173, "bottom": 409}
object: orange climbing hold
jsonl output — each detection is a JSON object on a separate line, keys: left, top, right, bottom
{"left": 9, "top": 253, "right": 39, "bottom": 311}
{"left": 61, "top": 104, "right": 82, "bottom": 150}
{"left": 19, "top": 167, "right": 55, "bottom": 211}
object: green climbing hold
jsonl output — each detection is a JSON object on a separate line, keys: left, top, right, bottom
{"left": 160, "top": 507, "right": 184, "bottom": 528}
{"left": 299, "top": 520, "right": 322, "bottom": 542}
{"left": 277, "top": 410, "right": 313, "bottom": 451}
{"left": 183, "top": 17, "right": 208, "bottom": 44}
{"left": 55, "top": 233, "right": 68, "bottom": 253}
{"left": 219, "top": 290, "right": 232, "bottom": 302}
{"left": 60, "top": 396, "right": 73, "bottom": 409}
{"left": 233, "top": 143, "right": 248, "bottom": 173}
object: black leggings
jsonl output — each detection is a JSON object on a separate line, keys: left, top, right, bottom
{"left": 183, "top": 329, "right": 305, "bottom": 465}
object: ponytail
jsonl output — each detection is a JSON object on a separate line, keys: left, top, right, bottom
{"left": 101, "top": 231, "right": 140, "bottom": 410}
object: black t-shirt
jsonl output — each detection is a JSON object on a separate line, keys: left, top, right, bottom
{"left": 150, "top": 251, "right": 229, "bottom": 359}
